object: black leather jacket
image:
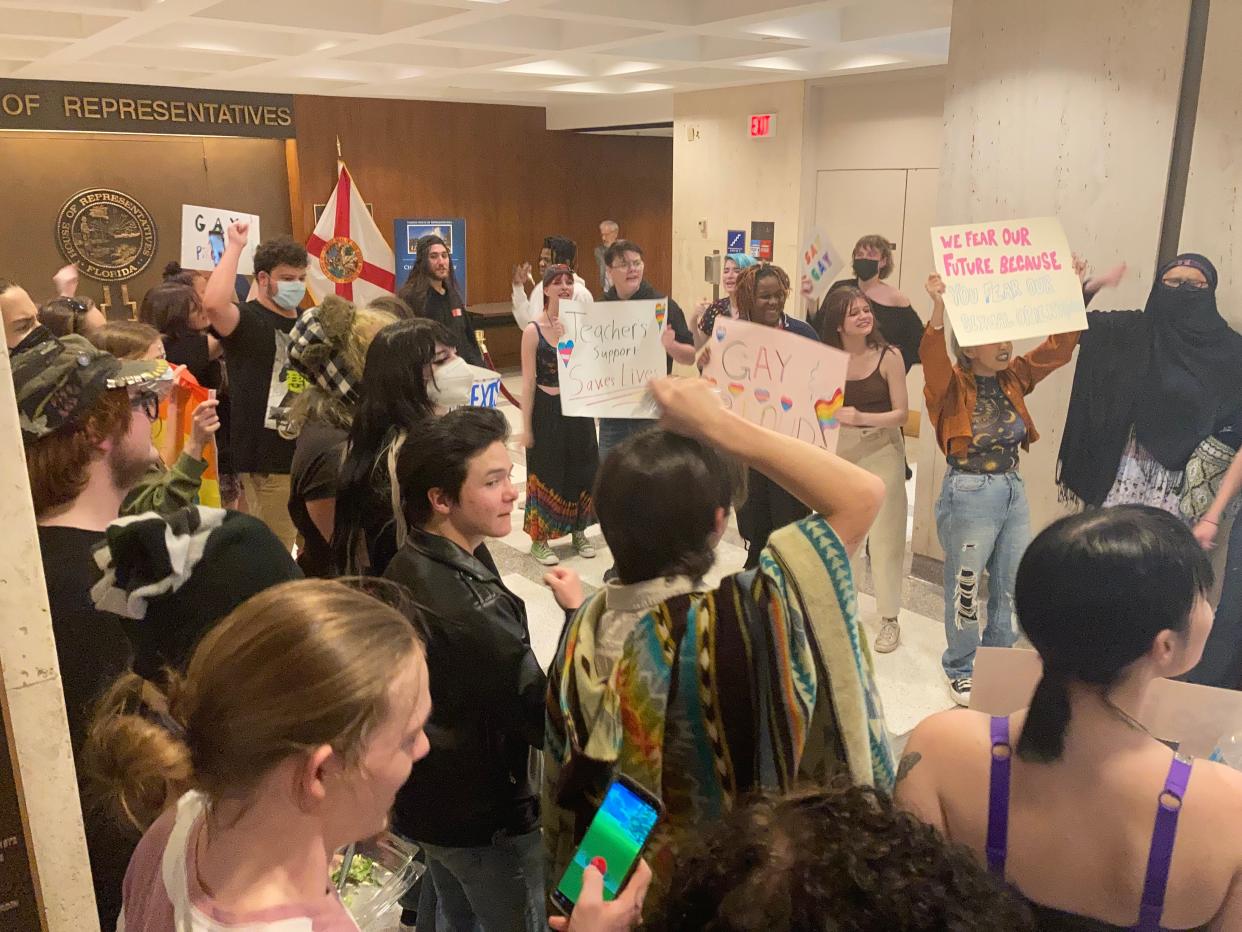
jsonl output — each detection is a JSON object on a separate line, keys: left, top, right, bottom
{"left": 384, "top": 528, "right": 545, "bottom": 847}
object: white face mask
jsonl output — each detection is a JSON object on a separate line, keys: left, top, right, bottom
{"left": 427, "top": 356, "right": 475, "bottom": 409}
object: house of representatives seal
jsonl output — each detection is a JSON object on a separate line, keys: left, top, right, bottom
{"left": 55, "top": 188, "right": 157, "bottom": 281}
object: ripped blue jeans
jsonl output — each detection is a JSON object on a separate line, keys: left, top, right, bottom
{"left": 935, "top": 468, "right": 1029, "bottom": 679}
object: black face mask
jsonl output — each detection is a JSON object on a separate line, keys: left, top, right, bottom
{"left": 853, "top": 257, "right": 880, "bottom": 281}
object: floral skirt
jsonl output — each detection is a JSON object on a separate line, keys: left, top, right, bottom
{"left": 1101, "top": 432, "right": 1184, "bottom": 516}
{"left": 523, "top": 389, "right": 599, "bottom": 541}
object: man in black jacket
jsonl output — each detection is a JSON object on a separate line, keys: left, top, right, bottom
{"left": 384, "top": 407, "right": 582, "bottom": 931}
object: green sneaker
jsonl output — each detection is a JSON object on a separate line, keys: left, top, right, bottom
{"left": 572, "top": 532, "right": 596, "bottom": 558}
{"left": 530, "top": 540, "right": 559, "bottom": 566}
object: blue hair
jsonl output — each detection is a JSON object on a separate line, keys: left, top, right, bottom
{"left": 726, "top": 253, "right": 758, "bottom": 270}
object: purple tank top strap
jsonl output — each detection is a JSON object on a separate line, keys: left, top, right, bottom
{"left": 1133, "top": 754, "right": 1193, "bottom": 931}
{"left": 986, "top": 715, "right": 1012, "bottom": 876}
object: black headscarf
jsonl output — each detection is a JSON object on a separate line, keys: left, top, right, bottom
{"left": 1058, "top": 254, "right": 1242, "bottom": 506}
{"left": 1135, "top": 254, "right": 1242, "bottom": 468}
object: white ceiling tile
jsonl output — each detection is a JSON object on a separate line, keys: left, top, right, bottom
{"left": 0, "top": 0, "right": 950, "bottom": 107}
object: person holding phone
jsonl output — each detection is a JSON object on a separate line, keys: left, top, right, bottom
{"left": 543, "top": 376, "right": 891, "bottom": 901}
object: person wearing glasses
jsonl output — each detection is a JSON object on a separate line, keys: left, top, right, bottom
{"left": 1059, "top": 254, "right": 1242, "bottom": 516}
{"left": 11, "top": 332, "right": 174, "bottom": 930}
{"left": 598, "top": 239, "right": 695, "bottom": 462}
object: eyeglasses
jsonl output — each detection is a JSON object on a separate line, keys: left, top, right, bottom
{"left": 1161, "top": 276, "right": 1209, "bottom": 290}
{"left": 610, "top": 260, "right": 644, "bottom": 271}
{"left": 131, "top": 391, "right": 160, "bottom": 422}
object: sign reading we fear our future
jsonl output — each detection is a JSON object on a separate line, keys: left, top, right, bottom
{"left": 930, "top": 216, "right": 1087, "bottom": 347}
{"left": 702, "top": 317, "right": 848, "bottom": 454}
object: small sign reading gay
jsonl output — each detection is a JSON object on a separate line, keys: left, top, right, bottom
{"left": 930, "top": 216, "right": 1086, "bottom": 346}
{"left": 802, "top": 227, "right": 843, "bottom": 299}
{"left": 701, "top": 317, "right": 848, "bottom": 453}
{"left": 557, "top": 300, "right": 667, "bottom": 419}
{"left": 181, "top": 204, "right": 260, "bottom": 274}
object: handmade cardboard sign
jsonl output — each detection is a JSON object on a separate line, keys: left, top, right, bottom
{"left": 181, "top": 204, "right": 260, "bottom": 274}
{"left": 930, "top": 216, "right": 1086, "bottom": 346}
{"left": 701, "top": 316, "right": 848, "bottom": 454}
{"left": 557, "top": 300, "right": 666, "bottom": 418}
{"left": 971, "top": 647, "right": 1242, "bottom": 758}
{"left": 802, "top": 227, "right": 844, "bottom": 299}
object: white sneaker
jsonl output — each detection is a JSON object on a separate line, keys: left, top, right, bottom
{"left": 530, "top": 541, "right": 559, "bottom": 566}
{"left": 949, "top": 676, "right": 972, "bottom": 707}
{"left": 873, "top": 618, "right": 900, "bottom": 653}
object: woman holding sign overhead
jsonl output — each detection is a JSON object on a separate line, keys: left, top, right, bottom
{"left": 922, "top": 272, "right": 1081, "bottom": 706}
{"left": 733, "top": 264, "right": 818, "bottom": 566}
{"left": 821, "top": 285, "right": 910, "bottom": 654}
{"left": 521, "top": 265, "right": 600, "bottom": 566}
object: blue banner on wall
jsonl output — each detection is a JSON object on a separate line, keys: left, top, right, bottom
{"left": 394, "top": 218, "right": 468, "bottom": 304}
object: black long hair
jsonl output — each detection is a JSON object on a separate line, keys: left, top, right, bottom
{"left": 332, "top": 317, "right": 454, "bottom": 574}
{"left": 397, "top": 234, "right": 463, "bottom": 317}
{"left": 1014, "top": 505, "right": 1212, "bottom": 762}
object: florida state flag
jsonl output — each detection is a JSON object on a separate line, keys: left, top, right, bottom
{"left": 306, "top": 163, "right": 396, "bottom": 304}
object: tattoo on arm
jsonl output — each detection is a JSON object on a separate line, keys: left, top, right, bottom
{"left": 895, "top": 751, "right": 922, "bottom": 786}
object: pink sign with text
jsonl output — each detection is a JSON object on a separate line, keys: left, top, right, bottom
{"left": 702, "top": 317, "right": 848, "bottom": 454}
{"left": 930, "top": 216, "right": 1086, "bottom": 346}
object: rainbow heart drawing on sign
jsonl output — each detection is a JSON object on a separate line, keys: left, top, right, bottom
{"left": 715, "top": 327, "right": 727, "bottom": 342}
{"left": 815, "top": 389, "right": 845, "bottom": 434}
{"left": 557, "top": 339, "right": 574, "bottom": 367}
{"left": 780, "top": 396, "right": 794, "bottom": 412}
{"left": 655, "top": 303, "right": 666, "bottom": 327}
{"left": 754, "top": 388, "right": 770, "bottom": 403}
{"left": 728, "top": 382, "right": 745, "bottom": 397}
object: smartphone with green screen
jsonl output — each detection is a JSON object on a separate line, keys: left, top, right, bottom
{"left": 550, "top": 774, "right": 662, "bottom": 916}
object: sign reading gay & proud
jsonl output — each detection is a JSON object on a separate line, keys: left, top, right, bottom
{"left": 930, "top": 216, "right": 1086, "bottom": 346}
{"left": 557, "top": 300, "right": 666, "bottom": 419}
{"left": 181, "top": 204, "right": 260, "bottom": 274}
{"left": 701, "top": 317, "right": 848, "bottom": 454}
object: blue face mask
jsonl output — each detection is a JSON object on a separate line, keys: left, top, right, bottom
{"left": 272, "top": 280, "right": 306, "bottom": 310}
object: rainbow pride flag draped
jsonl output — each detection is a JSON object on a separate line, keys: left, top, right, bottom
{"left": 155, "top": 366, "right": 220, "bottom": 507}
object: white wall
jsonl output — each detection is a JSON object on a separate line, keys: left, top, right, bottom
{"left": 671, "top": 81, "right": 806, "bottom": 310}
{"left": 913, "top": 0, "right": 1190, "bottom": 559}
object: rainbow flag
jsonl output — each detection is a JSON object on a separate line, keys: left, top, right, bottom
{"left": 155, "top": 366, "right": 220, "bottom": 507}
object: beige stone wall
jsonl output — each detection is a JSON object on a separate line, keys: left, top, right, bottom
{"left": 912, "top": 0, "right": 1192, "bottom": 559}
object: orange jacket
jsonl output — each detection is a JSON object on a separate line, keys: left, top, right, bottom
{"left": 920, "top": 323, "right": 1081, "bottom": 460}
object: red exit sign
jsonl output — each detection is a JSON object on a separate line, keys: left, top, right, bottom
{"left": 749, "top": 113, "right": 776, "bottom": 138}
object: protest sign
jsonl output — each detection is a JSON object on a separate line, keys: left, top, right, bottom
{"left": 466, "top": 364, "right": 501, "bottom": 408}
{"left": 930, "top": 216, "right": 1085, "bottom": 346}
{"left": 802, "top": 228, "right": 843, "bottom": 299}
{"left": 971, "top": 647, "right": 1242, "bottom": 758}
{"left": 181, "top": 204, "right": 260, "bottom": 274}
{"left": 701, "top": 316, "right": 848, "bottom": 454}
{"left": 557, "top": 300, "right": 666, "bottom": 419}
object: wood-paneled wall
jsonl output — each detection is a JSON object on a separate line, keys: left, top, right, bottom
{"left": 292, "top": 95, "right": 673, "bottom": 305}
{"left": 0, "top": 132, "right": 291, "bottom": 315}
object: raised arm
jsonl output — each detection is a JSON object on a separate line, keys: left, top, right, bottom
{"left": 920, "top": 273, "right": 953, "bottom": 420}
{"left": 203, "top": 221, "right": 246, "bottom": 337}
{"left": 651, "top": 377, "right": 884, "bottom": 556}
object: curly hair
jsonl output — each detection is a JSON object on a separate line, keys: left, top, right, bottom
{"left": 253, "top": 236, "right": 308, "bottom": 276}
{"left": 733, "top": 264, "right": 790, "bottom": 323}
{"left": 645, "top": 783, "right": 1033, "bottom": 932}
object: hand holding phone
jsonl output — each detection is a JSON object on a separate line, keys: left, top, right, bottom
{"left": 548, "top": 860, "right": 652, "bottom": 932}
{"left": 551, "top": 775, "right": 661, "bottom": 916}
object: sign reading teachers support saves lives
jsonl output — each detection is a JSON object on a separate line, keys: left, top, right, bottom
{"left": 701, "top": 317, "right": 848, "bottom": 454}
{"left": 930, "top": 216, "right": 1086, "bottom": 346}
{"left": 557, "top": 300, "right": 666, "bottom": 419}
